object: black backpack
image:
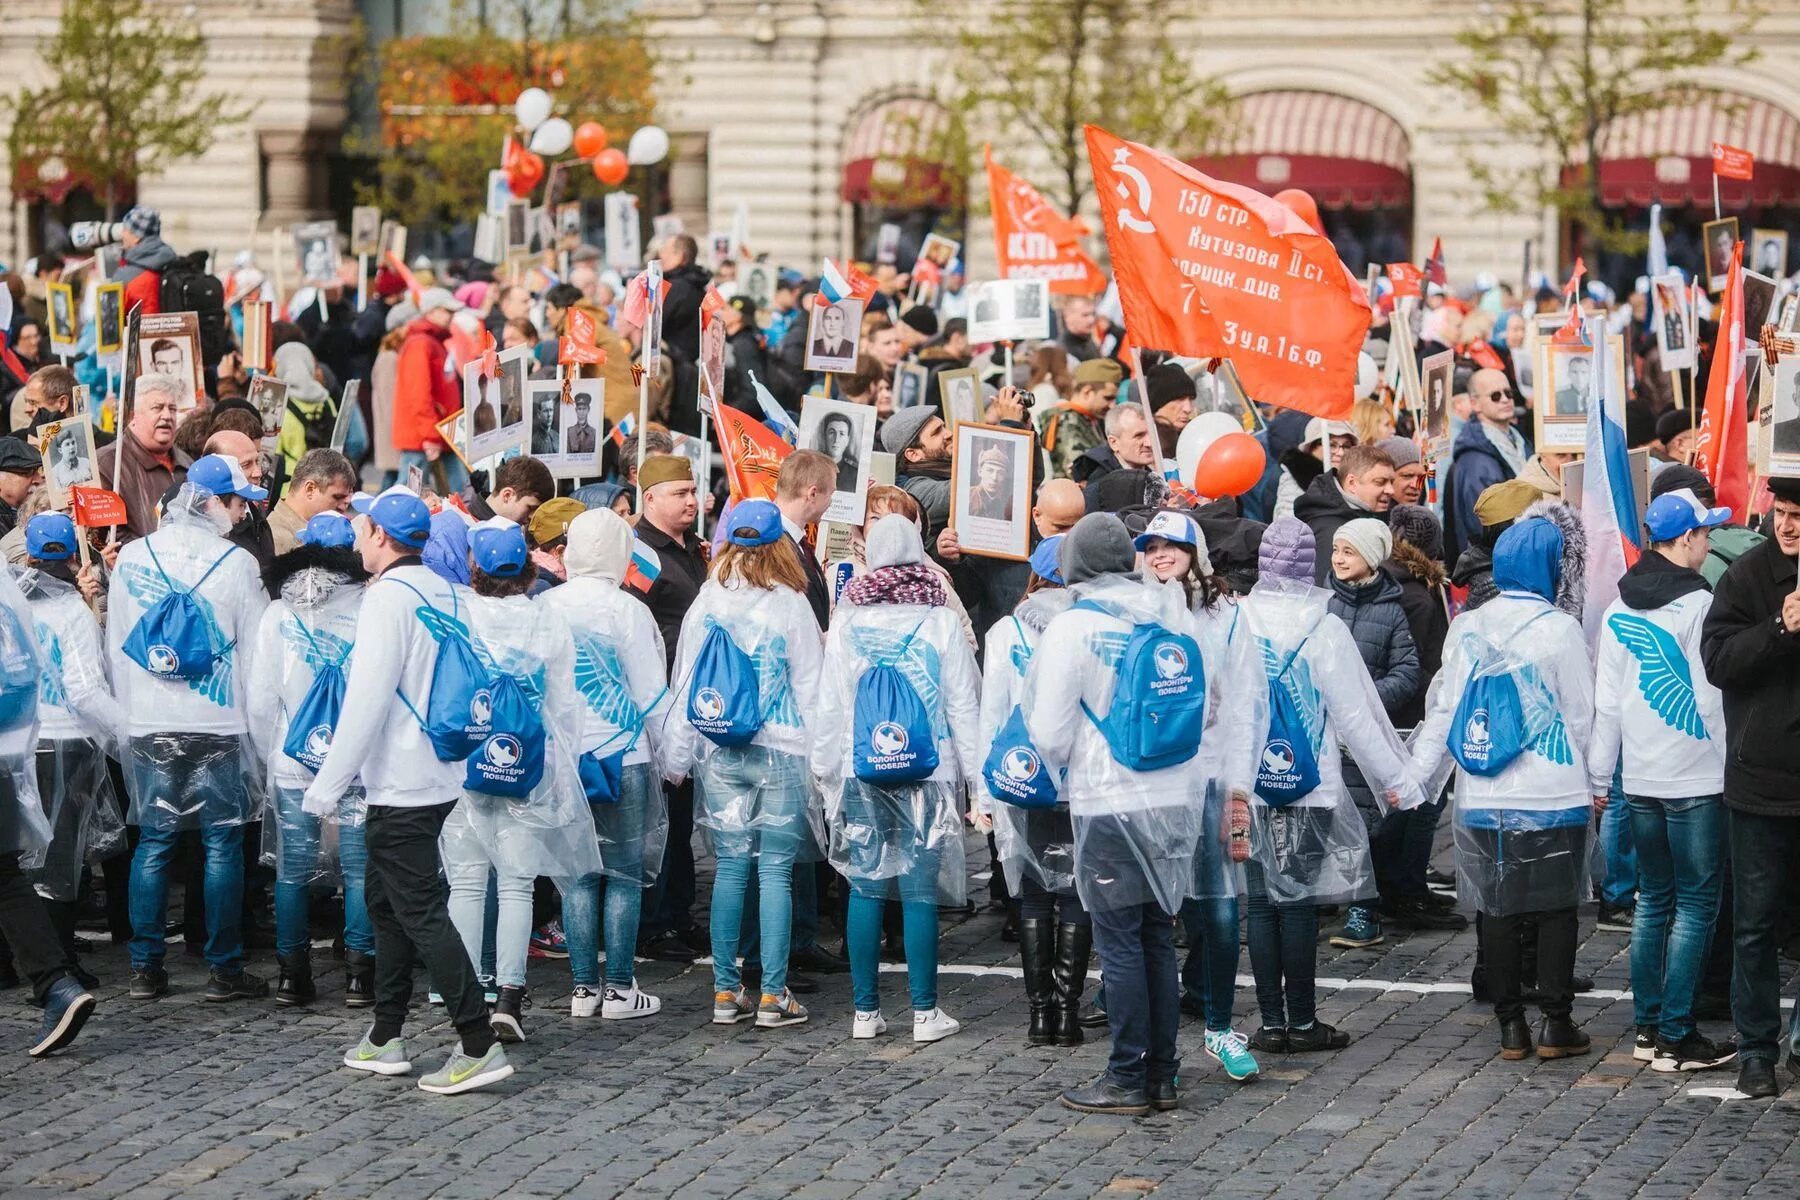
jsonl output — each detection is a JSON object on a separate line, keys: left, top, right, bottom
{"left": 158, "top": 251, "right": 230, "bottom": 366}
{"left": 286, "top": 396, "right": 340, "bottom": 452}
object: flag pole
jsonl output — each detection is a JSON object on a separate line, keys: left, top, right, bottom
{"left": 695, "top": 373, "right": 709, "bottom": 537}
{"left": 635, "top": 361, "right": 649, "bottom": 510}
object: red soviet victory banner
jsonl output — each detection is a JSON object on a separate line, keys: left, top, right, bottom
{"left": 986, "top": 146, "right": 1107, "bottom": 296}
{"left": 1086, "top": 125, "right": 1372, "bottom": 418}
{"left": 713, "top": 404, "right": 792, "bottom": 503}
{"left": 1711, "top": 141, "right": 1755, "bottom": 181}
{"left": 1386, "top": 262, "right": 1423, "bottom": 299}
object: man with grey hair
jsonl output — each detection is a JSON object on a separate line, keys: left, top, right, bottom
{"left": 98, "top": 372, "right": 188, "bottom": 539}
{"left": 268, "top": 448, "right": 356, "bottom": 555}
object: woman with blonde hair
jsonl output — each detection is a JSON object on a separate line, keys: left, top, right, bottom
{"left": 1350, "top": 398, "right": 1396, "bottom": 448}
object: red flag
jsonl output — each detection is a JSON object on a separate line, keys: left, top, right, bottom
{"left": 1553, "top": 258, "right": 1588, "bottom": 343}
{"left": 824, "top": 258, "right": 878, "bottom": 303}
{"left": 619, "top": 273, "right": 670, "bottom": 330}
{"left": 1386, "top": 263, "right": 1422, "bottom": 299}
{"left": 0, "top": 332, "right": 27, "bottom": 386}
{"left": 986, "top": 146, "right": 1107, "bottom": 295}
{"left": 1461, "top": 339, "right": 1505, "bottom": 372}
{"left": 713, "top": 404, "right": 792, "bottom": 502}
{"left": 381, "top": 251, "right": 423, "bottom": 306}
{"left": 1711, "top": 141, "right": 1755, "bottom": 182}
{"left": 70, "top": 486, "right": 128, "bottom": 528}
{"left": 560, "top": 307, "right": 605, "bottom": 366}
{"left": 1423, "top": 237, "right": 1447, "bottom": 288}
{"left": 1694, "top": 241, "right": 1750, "bottom": 519}
{"left": 1086, "top": 124, "right": 1371, "bottom": 418}
{"left": 701, "top": 285, "right": 727, "bottom": 319}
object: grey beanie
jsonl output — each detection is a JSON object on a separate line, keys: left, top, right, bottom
{"left": 1059, "top": 512, "right": 1135, "bottom": 584}
{"left": 1257, "top": 516, "right": 1316, "bottom": 584}
{"left": 1375, "top": 436, "right": 1422, "bottom": 469}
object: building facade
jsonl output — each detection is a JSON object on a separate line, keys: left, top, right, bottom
{"left": 5, "top": 0, "right": 1800, "bottom": 292}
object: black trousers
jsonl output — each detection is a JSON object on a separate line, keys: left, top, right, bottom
{"left": 362, "top": 803, "right": 487, "bottom": 1043}
{"left": 643, "top": 778, "right": 696, "bottom": 939}
{"left": 1481, "top": 905, "right": 1578, "bottom": 1022}
{"left": 0, "top": 852, "right": 72, "bottom": 1003}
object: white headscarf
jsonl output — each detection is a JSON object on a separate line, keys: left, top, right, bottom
{"left": 563, "top": 507, "right": 632, "bottom": 585}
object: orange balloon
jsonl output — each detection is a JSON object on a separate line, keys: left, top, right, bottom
{"left": 508, "top": 150, "right": 545, "bottom": 196}
{"left": 1191, "top": 431, "right": 1267, "bottom": 498}
{"left": 1272, "top": 188, "right": 1324, "bottom": 236}
{"left": 592, "top": 147, "right": 629, "bottom": 187}
{"left": 573, "top": 121, "right": 608, "bottom": 159}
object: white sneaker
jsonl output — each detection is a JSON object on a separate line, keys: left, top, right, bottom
{"left": 602, "top": 981, "right": 662, "bottom": 1020}
{"left": 853, "top": 1010, "right": 887, "bottom": 1040}
{"left": 913, "top": 1007, "right": 960, "bottom": 1043}
{"left": 570, "top": 985, "right": 602, "bottom": 1018}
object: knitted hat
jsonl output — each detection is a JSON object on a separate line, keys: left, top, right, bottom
{"left": 1389, "top": 503, "right": 1444, "bottom": 561}
{"left": 1374, "top": 436, "right": 1422, "bottom": 469}
{"left": 1257, "top": 516, "right": 1316, "bottom": 584}
{"left": 1333, "top": 517, "right": 1393, "bottom": 573}
{"left": 1302, "top": 417, "right": 1354, "bottom": 448}
{"left": 638, "top": 453, "right": 693, "bottom": 492}
{"left": 373, "top": 267, "right": 408, "bottom": 299}
{"left": 122, "top": 206, "right": 161, "bottom": 239}
{"left": 900, "top": 306, "right": 939, "bottom": 337}
{"left": 1649, "top": 462, "right": 1712, "bottom": 502}
{"left": 1655, "top": 408, "right": 1694, "bottom": 444}
{"left": 1144, "top": 363, "right": 1198, "bottom": 412}
{"left": 1059, "top": 513, "right": 1135, "bottom": 584}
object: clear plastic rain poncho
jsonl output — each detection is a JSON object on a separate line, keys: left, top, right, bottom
{"left": 540, "top": 574, "right": 672, "bottom": 887}
{"left": 1410, "top": 587, "right": 1595, "bottom": 917}
{"left": 438, "top": 593, "right": 602, "bottom": 883}
{"left": 245, "top": 554, "right": 366, "bottom": 889}
{"left": 105, "top": 485, "right": 269, "bottom": 832}
{"left": 1022, "top": 573, "right": 1255, "bottom": 915}
{"left": 0, "top": 565, "right": 54, "bottom": 865}
{"left": 980, "top": 588, "right": 1076, "bottom": 896}
{"left": 1185, "top": 594, "right": 1263, "bottom": 902}
{"left": 661, "top": 574, "right": 825, "bottom": 861}
{"left": 811, "top": 574, "right": 981, "bottom": 907}
{"left": 16, "top": 566, "right": 125, "bottom": 898}
{"left": 1234, "top": 576, "right": 1424, "bottom": 905}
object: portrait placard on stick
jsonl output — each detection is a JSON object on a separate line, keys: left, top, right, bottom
{"left": 799, "top": 394, "right": 877, "bottom": 525}
{"left": 135, "top": 312, "right": 205, "bottom": 412}
{"left": 949, "top": 421, "right": 1034, "bottom": 561}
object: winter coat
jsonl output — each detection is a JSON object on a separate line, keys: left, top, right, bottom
{"left": 1326, "top": 568, "right": 1420, "bottom": 719}
{"left": 116, "top": 236, "right": 177, "bottom": 317}
{"left": 1444, "top": 419, "right": 1520, "bottom": 565}
{"left": 391, "top": 319, "right": 460, "bottom": 453}
{"left": 1292, "top": 471, "right": 1373, "bottom": 584}
{"left": 97, "top": 427, "right": 185, "bottom": 540}
{"left": 1591, "top": 552, "right": 1724, "bottom": 801}
{"left": 1700, "top": 536, "right": 1800, "bottom": 816}
{"left": 659, "top": 263, "right": 713, "bottom": 364}
{"left": 722, "top": 324, "right": 766, "bottom": 415}
{"left": 1388, "top": 540, "right": 1449, "bottom": 727}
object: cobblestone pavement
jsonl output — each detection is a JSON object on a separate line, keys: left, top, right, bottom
{"left": 3, "top": 834, "right": 1800, "bottom": 1200}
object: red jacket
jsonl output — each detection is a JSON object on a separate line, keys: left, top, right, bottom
{"left": 123, "top": 269, "right": 161, "bottom": 317}
{"left": 391, "top": 319, "right": 460, "bottom": 452}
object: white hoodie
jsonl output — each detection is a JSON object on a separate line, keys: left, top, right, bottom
{"left": 20, "top": 569, "right": 123, "bottom": 748}
{"left": 1589, "top": 585, "right": 1725, "bottom": 799}
{"left": 247, "top": 562, "right": 364, "bottom": 791}
{"left": 304, "top": 563, "right": 469, "bottom": 810}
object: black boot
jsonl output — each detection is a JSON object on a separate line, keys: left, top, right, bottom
{"left": 344, "top": 949, "right": 375, "bottom": 1009}
{"left": 1499, "top": 1014, "right": 1534, "bottom": 1061}
{"left": 1052, "top": 921, "right": 1091, "bottom": 1047}
{"left": 275, "top": 950, "right": 314, "bottom": 1006}
{"left": 1019, "top": 918, "right": 1054, "bottom": 1046}
{"left": 1535, "top": 1015, "right": 1591, "bottom": 1059}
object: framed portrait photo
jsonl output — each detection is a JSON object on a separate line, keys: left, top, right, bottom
{"left": 293, "top": 221, "right": 340, "bottom": 286}
{"left": 534, "top": 378, "right": 605, "bottom": 479}
{"left": 799, "top": 394, "right": 877, "bottom": 525}
{"left": 1652, "top": 271, "right": 1696, "bottom": 370}
{"left": 1703, "top": 217, "right": 1740, "bottom": 294}
{"left": 1763, "top": 352, "right": 1800, "bottom": 479}
{"left": 968, "top": 279, "right": 1052, "bottom": 344}
{"left": 46, "top": 281, "right": 78, "bottom": 355}
{"left": 1535, "top": 338, "right": 1595, "bottom": 450}
{"left": 742, "top": 263, "right": 775, "bottom": 315}
{"left": 350, "top": 206, "right": 382, "bottom": 258}
{"left": 950, "top": 422, "right": 1034, "bottom": 561}
{"left": 1742, "top": 270, "right": 1778, "bottom": 342}
{"left": 804, "top": 297, "right": 864, "bottom": 373}
{"left": 892, "top": 362, "right": 929, "bottom": 410}
{"left": 504, "top": 200, "right": 531, "bottom": 259}
{"left": 434, "top": 410, "right": 474, "bottom": 473}
{"left": 1751, "top": 228, "right": 1789, "bottom": 279}
{"left": 136, "top": 312, "right": 205, "bottom": 412}
{"left": 39, "top": 415, "right": 98, "bottom": 507}
{"left": 245, "top": 375, "right": 290, "bottom": 440}
{"left": 95, "top": 283, "right": 124, "bottom": 356}
{"left": 464, "top": 344, "right": 533, "bottom": 462}
{"left": 937, "top": 366, "right": 982, "bottom": 428}
{"left": 1419, "top": 349, "right": 1453, "bottom": 458}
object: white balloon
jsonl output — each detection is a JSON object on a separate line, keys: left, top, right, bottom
{"left": 514, "top": 88, "right": 553, "bottom": 132}
{"left": 1175, "top": 411, "right": 1246, "bottom": 491}
{"left": 1356, "top": 350, "right": 1378, "bottom": 400}
{"left": 627, "top": 124, "right": 670, "bottom": 166}
{"left": 529, "top": 117, "right": 573, "bottom": 156}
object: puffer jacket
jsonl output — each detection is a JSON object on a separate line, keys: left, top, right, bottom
{"left": 1292, "top": 471, "right": 1371, "bottom": 584}
{"left": 1326, "top": 567, "right": 1420, "bottom": 720}
{"left": 1388, "top": 540, "right": 1449, "bottom": 728}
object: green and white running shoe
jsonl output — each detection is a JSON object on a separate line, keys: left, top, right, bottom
{"left": 418, "top": 1043, "right": 514, "bottom": 1095}
{"left": 1205, "top": 1027, "right": 1260, "bottom": 1082}
{"left": 343, "top": 1030, "right": 412, "bottom": 1076}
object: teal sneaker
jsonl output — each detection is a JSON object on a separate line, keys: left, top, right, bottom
{"left": 418, "top": 1043, "right": 514, "bottom": 1095}
{"left": 343, "top": 1030, "right": 412, "bottom": 1076}
{"left": 1329, "top": 906, "right": 1383, "bottom": 949}
{"left": 1205, "top": 1027, "right": 1260, "bottom": 1082}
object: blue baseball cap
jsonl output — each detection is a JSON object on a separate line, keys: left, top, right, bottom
{"left": 469, "top": 517, "right": 528, "bottom": 577}
{"left": 298, "top": 512, "right": 355, "bottom": 549}
{"left": 1133, "top": 509, "right": 1202, "bottom": 553}
{"left": 26, "top": 513, "right": 77, "bottom": 561}
{"left": 351, "top": 485, "right": 432, "bottom": 549}
{"left": 725, "top": 499, "right": 783, "bottom": 547}
{"left": 187, "top": 453, "right": 268, "bottom": 503}
{"left": 1029, "top": 534, "right": 1065, "bottom": 584}
{"left": 1644, "top": 488, "right": 1731, "bottom": 542}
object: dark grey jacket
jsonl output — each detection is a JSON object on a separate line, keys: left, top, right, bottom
{"left": 1326, "top": 567, "right": 1420, "bottom": 719}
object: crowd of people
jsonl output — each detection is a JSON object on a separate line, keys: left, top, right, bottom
{"left": 0, "top": 202, "right": 1797, "bottom": 1109}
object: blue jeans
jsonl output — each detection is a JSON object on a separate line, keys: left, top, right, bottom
{"left": 847, "top": 861, "right": 941, "bottom": 1013}
{"left": 737, "top": 862, "right": 820, "bottom": 965}
{"left": 712, "top": 850, "right": 797, "bottom": 997}
{"left": 1089, "top": 900, "right": 1180, "bottom": 1091}
{"left": 398, "top": 449, "right": 469, "bottom": 495}
{"left": 273, "top": 787, "right": 373, "bottom": 958}
{"left": 562, "top": 874, "right": 643, "bottom": 989}
{"left": 1179, "top": 895, "right": 1241, "bottom": 1032}
{"left": 448, "top": 863, "right": 530, "bottom": 988}
{"left": 1627, "top": 794, "right": 1724, "bottom": 1040}
{"left": 1245, "top": 861, "right": 1319, "bottom": 1028}
{"left": 130, "top": 820, "right": 244, "bottom": 972}
{"left": 1599, "top": 765, "right": 1636, "bottom": 906}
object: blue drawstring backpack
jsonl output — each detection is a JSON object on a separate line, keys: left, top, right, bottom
{"left": 466, "top": 674, "right": 547, "bottom": 798}
{"left": 982, "top": 620, "right": 1057, "bottom": 808}
{"left": 1449, "top": 613, "right": 1555, "bottom": 777}
{"left": 686, "top": 624, "right": 762, "bottom": 746}
{"left": 122, "top": 544, "right": 238, "bottom": 681}
{"left": 393, "top": 579, "right": 492, "bottom": 761}
{"left": 1255, "top": 636, "right": 1321, "bottom": 805}
{"left": 579, "top": 688, "right": 665, "bottom": 805}
{"left": 852, "top": 620, "right": 938, "bottom": 784}
{"left": 0, "top": 604, "right": 38, "bottom": 732}
{"left": 1072, "top": 601, "right": 1206, "bottom": 772}
{"left": 281, "top": 622, "right": 349, "bottom": 773}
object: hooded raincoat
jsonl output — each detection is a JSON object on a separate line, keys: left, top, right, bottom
{"left": 981, "top": 587, "right": 1076, "bottom": 895}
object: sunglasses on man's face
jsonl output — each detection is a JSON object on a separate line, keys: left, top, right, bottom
{"left": 1484, "top": 387, "right": 1514, "bottom": 402}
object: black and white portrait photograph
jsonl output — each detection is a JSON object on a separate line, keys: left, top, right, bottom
{"left": 1704, "top": 217, "right": 1740, "bottom": 295}
{"left": 465, "top": 345, "right": 534, "bottom": 462}
{"left": 246, "top": 376, "right": 290, "bottom": 440}
{"left": 42, "top": 416, "right": 97, "bottom": 503}
{"left": 937, "top": 366, "right": 982, "bottom": 428}
{"left": 1752, "top": 228, "right": 1788, "bottom": 279}
{"left": 350, "top": 206, "right": 382, "bottom": 258}
{"left": 557, "top": 203, "right": 583, "bottom": 252}
{"left": 968, "top": 279, "right": 1052, "bottom": 345}
{"left": 803, "top": 297, "right": 864, "bottom": 374}
{"left": 949, "top": 421, "right": 1034, "bottom": 561}
{"left": 1420, "top": 349, "right": 1452, "bottom": 455}
{"left": 1652, "top": 272, "right": 1695, "bottom": 370}
{"left": 505, "top": 200, "right": 531, "bottom": 258}
{"left": 1741, "top": 270, "right": 1778, "bottom": 340}
{"left": 799, "top": 394, "right": 876, "bottom": 525}
{"left": 1770, "top": 355, "right": 1800, "bottom": 467}
{"left": 46, "top": 282, "right": 76, "bottom": 352}
{"left": 741, "top": 263, "right": 775, "bottom": 314}
{"left": 535, "top": 379, "right": 605, "bottom": 478}
{"left": 135, "top": 312, "right": 204, "bottom": 411}
{"left": 531, "top": 385, "right": 562, "bottom": 456}
{"left": 294, "top": 221, "right": 339, "bottom": 286}
{"left": 893, "top": 362, "right": 929, "bottom": 410}
{"left": 96, "top": 283, "right": 124, "bottom": 356}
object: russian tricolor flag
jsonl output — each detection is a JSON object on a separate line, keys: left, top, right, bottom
{"left": 819, "top": 259, "right": 853, "bottom": 305}
{"left": 1579, "top": 313, "right": 1642, "bottom": 646}
{"left": 626, "top": 536, "right": 661, "bottom": 592}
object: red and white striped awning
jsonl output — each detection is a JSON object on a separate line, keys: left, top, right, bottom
{"left": 1576, "top": 92, "right": 1800, "bottom": 207}
{"left": 1191, "top": 90, "right": 1412, "bottom": 209}
{"left": 841, "top": 98, "right": 961, "bottom": 208}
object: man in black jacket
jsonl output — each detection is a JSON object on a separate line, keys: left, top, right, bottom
{"left": 655, "top": 235, "right": 712, "bottom": 435}
{"left": 1700, "top": 477, "right": 1800, "bottom": 1099}
{"left": 1293, "top": 443, "right": 1396, "bottom": 583}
